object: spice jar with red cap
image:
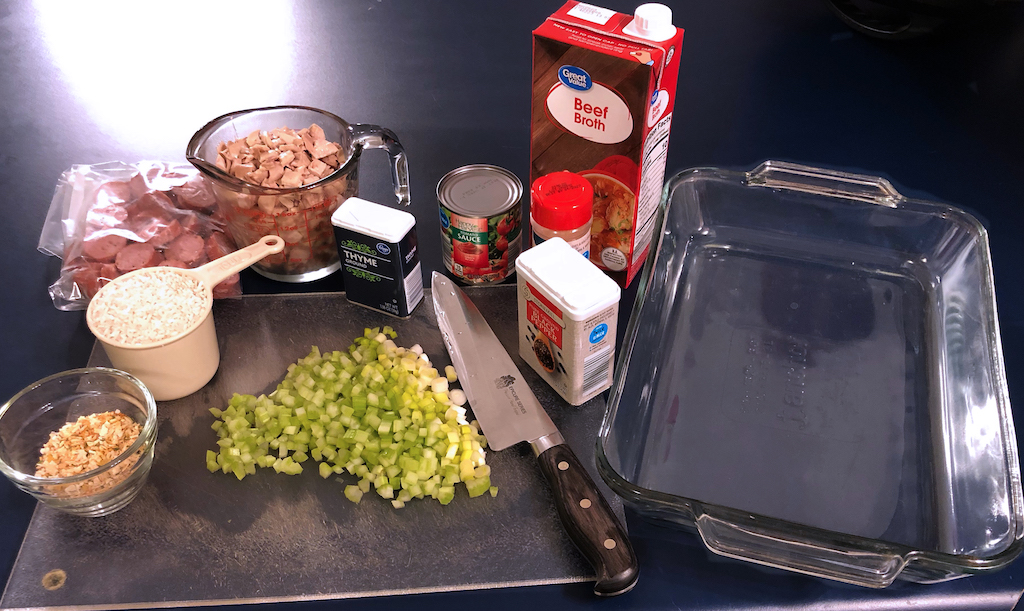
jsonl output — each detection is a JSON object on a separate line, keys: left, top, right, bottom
{"left": 529, "top": 171, "right": 594, "bottom": 258}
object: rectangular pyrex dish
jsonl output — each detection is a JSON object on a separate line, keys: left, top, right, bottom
{"left": 597, "top": 161, "right": 1024, "bottom": 587}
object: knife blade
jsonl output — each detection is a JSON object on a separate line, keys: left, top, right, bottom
{"left": 431, "top": 272, "right": 639, "bottom": 596}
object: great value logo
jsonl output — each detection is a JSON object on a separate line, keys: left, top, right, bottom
{"left": 647, "top": 89, "right": 669, "bottom": 128}
{"left": 558, "top": 65, "right": 592, "bottom": 91}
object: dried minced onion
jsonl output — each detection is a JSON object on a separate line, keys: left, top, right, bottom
{"left": 35, "top": 410, "right": 143, "bottom": 498}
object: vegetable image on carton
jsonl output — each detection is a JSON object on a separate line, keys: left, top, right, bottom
{"left": 531, "top": 1, "right": 683, "bottom": 287}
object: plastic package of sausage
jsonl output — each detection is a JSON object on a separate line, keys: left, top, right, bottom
{"left": 39, "top": 161, "right": 243, "bottom": 311}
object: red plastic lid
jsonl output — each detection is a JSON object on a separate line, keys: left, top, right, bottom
{"left": 530, "top": 172, "right": 594, "bottom": 231}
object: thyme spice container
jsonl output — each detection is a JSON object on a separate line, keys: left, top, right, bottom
{"left": 437, "top": 164, "right": 523, "bottom": 284}
{"left": 517, "top": 237, "right": 620, "bottom": 406}
{"left": 331, "top": 197, "right": 423, "bottom": 318}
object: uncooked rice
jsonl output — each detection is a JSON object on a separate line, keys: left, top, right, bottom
{"left": 89, "top": 267, "right": 207, "bottom": 345}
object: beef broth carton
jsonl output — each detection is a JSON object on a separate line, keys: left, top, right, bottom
{"left": 531, "top": 2, "right": 683, "bottom": 287}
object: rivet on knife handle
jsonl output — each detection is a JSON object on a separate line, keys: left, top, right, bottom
{"left": 535, "top": 443, "right": 639, "bottom": 596}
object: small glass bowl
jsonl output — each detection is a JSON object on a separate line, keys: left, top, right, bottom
{"left": 0, "top": 368, "right": 158, "bottom": 517}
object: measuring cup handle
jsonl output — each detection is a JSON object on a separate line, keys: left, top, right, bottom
{"left": 192, "top": 235, "right": 286, "bottom": 287}
{"left": 350, "top": 124, "right": 411, "bottom": 206}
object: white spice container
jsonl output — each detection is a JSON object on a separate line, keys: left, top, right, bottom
{"left": 516, "top": 237, "right": 621, "bottom": 406}
{"left": 330, "top": 197, "right": 423, "bottom": 318}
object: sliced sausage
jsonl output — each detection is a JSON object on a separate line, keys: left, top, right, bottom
{"left": 72, "top": 264, "right": 102, "bottom": 299}
{"left": 96, "top": 180, "right": 132, "bottom": 204}
{"left": 146, "top": 163, "right": 186, "bottom": 192}
{"left": 69, "top": 259, "right": 122, "bottom": 299}
{"left": 205, "top": 232, "right": 235, "bottom": 260}
{"left": 171, "top": 176, "right": 218, "bottom": 211}
{"left": 179, "top": 213, "right": 211, "bottom": 238}
{"left": 97, "top": 263, "right": 120, "bottom": 292}
{"left": 166, "top": 232, "right": 205, "bottom": 264}
{"left": 128, "top": 172, "right": 150, "bottom": 200}
{"left": 130, "top": 214, "right": 169, "bottom": 242}
{"left": 128, "top": 165, "right": 171, "bottom": 199}
{"left": 159, "top": 259, "right": 189, "bottom": 269}
{"left": 86, "top": 203, "right": 129, "bottom": 230}
{"left": 82, "top": 234, "right": 128, "bottom": 263}
{"left": 212, "top": 273, "right": 240, "bottom": 299}
{"left": 98, "top": 263, "right": 120, "bottom": 281}
{"left": 147, "top": 219, "right": 182, "bottom": 249}
{"left": 208, "top": 208, "right": 228, "bottom": 227}
{"left": 128, "top": 191, "right": 175, "bottom": 220}
{"left": 161, "top": 166, "right": 190, "bottom": 182}
{"left": 115, "top": 242, "right": 160, "bottom": 273}
{"left": 127, "top": 192, "right": 177, "bottom": 241}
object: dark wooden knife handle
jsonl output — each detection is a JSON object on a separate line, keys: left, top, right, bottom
{"left": 536, "top": 443, "right": 639, "bottom": 596}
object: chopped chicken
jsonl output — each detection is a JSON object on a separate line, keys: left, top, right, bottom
{"left": 215, "top": 124, "right": 344, "bottom": 214}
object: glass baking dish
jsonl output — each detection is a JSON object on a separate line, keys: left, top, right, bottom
{"left": 597, "top": 161, "right": 1024, "bottom": 587}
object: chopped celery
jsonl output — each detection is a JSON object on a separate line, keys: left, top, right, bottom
{"left": 206, "top": 328, "right": 494, "bottom": 508}
{"left": 437, "top": 486, "right": 455, "bottom": 505}
{"left": 344, "top": 485, "right": 363, "bottom": 503}
{"left": 465, "top": 475, "right": 491, "bottom": 498}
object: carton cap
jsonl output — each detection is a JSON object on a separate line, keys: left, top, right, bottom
{"left": 622, "top": 3, "right": 676, "bottom": 42}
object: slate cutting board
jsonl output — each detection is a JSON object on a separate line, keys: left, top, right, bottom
{"left": 2, "top": 287, "right": 624, "bottom": 610}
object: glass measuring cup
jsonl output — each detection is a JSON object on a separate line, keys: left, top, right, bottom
{"left": 186, "top": 106, "right": 410, "bottom": 282}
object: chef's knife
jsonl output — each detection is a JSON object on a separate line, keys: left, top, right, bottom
{"left": 431, "top": 272, "right": 638, "bottom": 596}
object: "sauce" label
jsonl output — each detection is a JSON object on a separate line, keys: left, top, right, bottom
{"left": 439, "top": 205, "right": 521, "bottom": 284}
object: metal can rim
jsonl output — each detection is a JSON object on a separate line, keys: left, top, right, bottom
{"left": 436, "top": 164, "right": 523, "bottom": 217}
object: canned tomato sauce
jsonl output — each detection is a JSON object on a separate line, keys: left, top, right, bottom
{"left": 437, "top": 165, "right": 523, "bottom": 284}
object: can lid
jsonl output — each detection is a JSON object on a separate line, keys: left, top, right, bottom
{"left": 331, "top": 197, "right": 415, "bottom": 243}
{"left": 437, "top": 165, "right": 523, "bottom": 216}
{"left": 516, "top": 237, "right": 620, "bottom": 318}
{"left": 531, "top": 172, "right": 594, "bottom": 231}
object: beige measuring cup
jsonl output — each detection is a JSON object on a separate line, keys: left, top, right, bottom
{"left": 86, "top": 235, "right": 285, "bottom": 401}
